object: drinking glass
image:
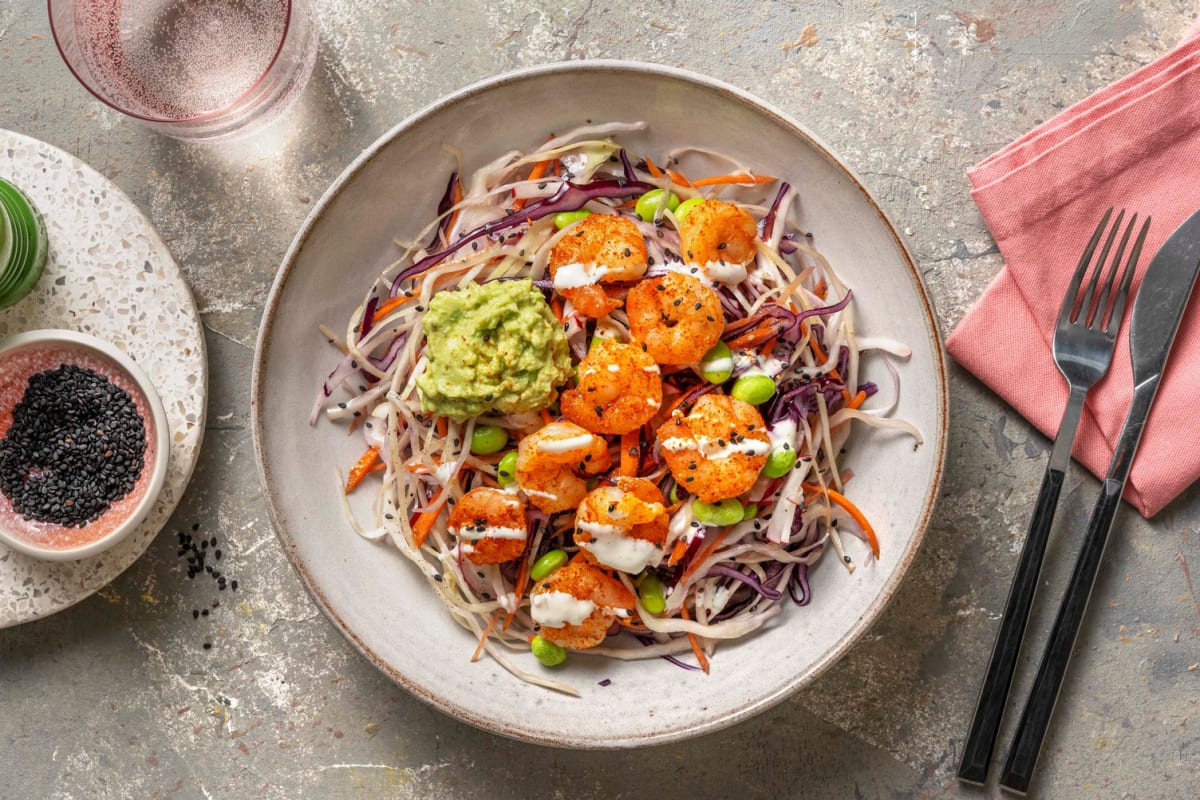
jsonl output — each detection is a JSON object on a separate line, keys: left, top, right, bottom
{"left": 49, "top": 0, "right": 318, "bottom": 141}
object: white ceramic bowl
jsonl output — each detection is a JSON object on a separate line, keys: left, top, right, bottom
{"left": 0, "top": 329, "right": 170, "bottom": 561}
{"left": 253, "top": 61, "right": 947, "bottom": 748}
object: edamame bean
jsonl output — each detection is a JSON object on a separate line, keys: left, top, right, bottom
{"left": 741, "top": 503, "right": 759, "bottom": 522}
{"left": 553, "top": 209, "right": 591, "bottom": 229}
{"left": 530, "top": 549, "right": 568, "bottom": 581}
{"left": 762, "top": 446, "right": 797, "bottom": 478}
{"left": 731, "top": 374, "right": 777, "bottom": 405}
{"left": 471, "top": 425, "right": 508, "bottom": 455}
{"left": 692, "top": 497, "right": 744, "bottom": 527}
{"left": 496, "top": 451, "right": 519, "bottom": 486}
{"left": 530, "top": 635, "right": 567, "bottom": 667}
{"left": 674, "top": 197, "right": 705, "bottom": 220}
{"left": 699, "top": 341, "right": 734, "bottom": 384}
{"left": 669, "top": 483, "right": 683, "bottom": 505}
{"left": 635, "top": 189, "right": 681, "bottom": 222}
{"left": 638, "top": 573, "right": 666, "bottom": 615}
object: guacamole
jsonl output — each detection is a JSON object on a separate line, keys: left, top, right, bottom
{"left": 416, "top": 279, "right": 572, "bottom": 422}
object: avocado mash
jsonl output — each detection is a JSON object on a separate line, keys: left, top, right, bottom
{"left": 416, "top": 279, "right": 572, "bottom": 422}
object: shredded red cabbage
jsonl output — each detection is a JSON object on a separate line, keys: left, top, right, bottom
{"left": 388, "top": 176, "right": 655, "bottom": 296}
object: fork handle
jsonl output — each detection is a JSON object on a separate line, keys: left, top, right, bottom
{"left": 999, "top": 478, "right": 1123, "bottom": 794}
{"left": 957, "top": 463, "right": 1065, "bottom": 785}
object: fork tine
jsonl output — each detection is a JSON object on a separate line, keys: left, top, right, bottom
{"left": 1092, "top": 212, "right": 1136, "bottom": 330}
{"left": 1059, "top": 207, "right": 1113, "bottom": 327}
{"left": 1077, "top": 208, "right": 1124, "bottom": 325}
{"left": 1104, "top": 216, "right": 1151, "bottom": 335}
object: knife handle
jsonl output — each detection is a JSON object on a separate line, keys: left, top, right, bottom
{"left": 958, "top": 465, "right": 1065, "bottom": 785}
{"left": 1000, "top": 478, "right": 1124, "bottom": 795}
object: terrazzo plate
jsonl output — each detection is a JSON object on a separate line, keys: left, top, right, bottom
{"left": 0, "top": 130, "right": 206, "bottom": 627}
{"left": 253, "top": 62, "right": 947, "bottom": 748}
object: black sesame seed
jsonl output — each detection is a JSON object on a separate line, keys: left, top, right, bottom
{"left": 202, "top": 642, "right": 212, "bottom": 650}
{"left": 717, "top": 242, "right": 728, "bottom": 250}
{"left": 0, "top": 364, "right": 147, "bottom": 526}
{"left": 193, "top": 609, "right": 199, "bottom": 619}
{"left": 201, "top": 608, "right": 209, "bottom": 617}
{"left": 673, "top": 299, "right": 682, "bottom": 307}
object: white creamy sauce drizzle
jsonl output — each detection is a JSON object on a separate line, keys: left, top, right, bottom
{"left": 451, "top": 524, "right": 527, "bottom": 542}
{"left": 577, "top": 530, "right": 662, "bottom": 574}
{"left": 531, "top": 591, "right": 596, "bottom": 628}
{"left": 768, "top": 419, "right": 798, "bottom": 452}
{"left": 553, "top": 262, "right": 609, "bottom": 290}
{"left": 661, "top": 435, "right": 771, "bottom": 460}
{"left": 607, "top": 364, "right": 621, "bottom": 372}
{"left": 537, "top": 433, "right": 595, "bottom": 454}
{"left": 661, "top": 258, "right": 748, "bottom": 287}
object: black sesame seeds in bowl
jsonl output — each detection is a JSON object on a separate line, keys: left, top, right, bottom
{"left": 0, "top": 330, "right": 169, "bottom": 561}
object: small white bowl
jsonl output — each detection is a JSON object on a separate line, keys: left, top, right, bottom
{"left": 0, "top": 329, "right": 169, "bottom": 561}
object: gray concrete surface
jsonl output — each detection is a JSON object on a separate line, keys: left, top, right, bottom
{"left": 2, "top": 1, "right": 1199, "bottom": 797}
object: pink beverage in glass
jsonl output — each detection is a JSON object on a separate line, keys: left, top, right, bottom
{"left": 49, "top": 0, "right": 318, "bottom": 141}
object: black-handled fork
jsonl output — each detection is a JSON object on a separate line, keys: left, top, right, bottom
{"left": 958, "top": 209, "right": 1150, "bottom": 786}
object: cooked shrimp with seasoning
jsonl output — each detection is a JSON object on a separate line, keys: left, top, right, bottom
{"left": 448, "top": 486, "right": 528, "bottom": 564}
{"left": 515, "top": 421, "right": 611, "bottom": 514}
{"left": 560, "top": 338, "right": 662, "bottom": 435}
{"left": 574, "top": 477, "right": 668, "bottom": 574}
{"left": 530, "top": 557, "right": 637, "bottom": 650}
{"left": 657, "top": 394, "right": 771, "bottom": 503}
{"left": 315, "top": 123, "right": 921, "bottom": 693}
{"left": 626, "top": 271, "right": 724, "bottom": 365}
{"left": 677, "top": 198, "right": 759, "bottom": 285}
{"left": 548, "top": 213, "right": 648, "bottom": 317}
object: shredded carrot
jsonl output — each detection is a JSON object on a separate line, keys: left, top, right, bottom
{"left": 436, "top": 416, "right": 448, "bottom": 438}
{"left": 666, "top": 168, "right": 693, "bottom": 188}
{"left": 848, "top": 390, "right": 868, "bottom": 409}
{"left": 679, "top": 527, "right": 727, "bottom": 586}
{"left": 813, "top": 278, "right": 828, "bottom": 299}
{"left": 471, "top": 611, "right": 502, "bottom": 662}
{"left": 668, "top": 539, "right": 689, "bottom": 566}
{"left": 444, "top": 180, "right": 464, "bottom": 242}
{"left": 550, "top": 295, "right": 564, "bottom": 322}
{"left": 803, "top": 483, "right": 879, "bottom": 558}
{"left": 690, "top": 172, "right": 776, "bottom": 188}
{"left": 370, "top": 294, "right": 411, "bottom": 324}
{"left": 760, "top": 339, "right": 777, "bottom": 359}
{"left": 540, "top": 408, "right": 553, "bottom": 425}
{"left": 679, "top": 604, "right": 710, "bottom": 673}
{"left": 643, "top": 156, "right": 664, "bottom": 178}
{"left": 411, "top": 490, "right": 448, "bottom": 548}
{"left": 503, "top": 548, "right": 535, "bottom": 631}
{"left": 345, "top": 447, "right": 380, "bottom": 493}
{"left": 405, "top": 454, "right": 442, "bottom": 474}
{"left": 620, "top": 432, "right": 639, "bottom": 477}
{"left": 512, "top": 159, "right": 552, "bottom": 211}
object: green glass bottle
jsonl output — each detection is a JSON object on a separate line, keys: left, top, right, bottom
{"left": 0, "top": 178, "right": 48, "bottom": 308}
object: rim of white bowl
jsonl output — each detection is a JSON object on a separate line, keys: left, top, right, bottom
{"left": 252, "top": 59, "right": 949, "bottom": 748}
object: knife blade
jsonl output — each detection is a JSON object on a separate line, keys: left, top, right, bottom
{"left": 1000, "top": 208, "right": 1200, "bottom": 795}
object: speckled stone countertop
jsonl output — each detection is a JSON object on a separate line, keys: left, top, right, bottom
{"left": 1, "top": 2, "right": 1198, "bottom": 798}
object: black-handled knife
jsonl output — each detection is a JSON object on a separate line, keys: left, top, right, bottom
{"left": 999, "top": 208, "right": 1200, "bottom": 795}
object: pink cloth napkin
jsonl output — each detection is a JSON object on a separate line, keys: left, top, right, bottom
{"left": 947, "top": 27, "right": 1200, "bottom": 518}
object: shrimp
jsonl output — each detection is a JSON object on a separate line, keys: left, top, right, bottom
{"left": 626, "top": 272, "right": 724, "bottom": 365}
{"left": 448, "top": 487, "right": 528, "bottom": 564}
{"left": 574, "top": 477, "right": 668, "bottom": 573}
{"left": 656, "top": 394, "right": 770, "bottom": 503}
{"left": 529, "top": 556, "right": 636, "bottom": 650}
{"left": 560, "top": 338, "right": 662, "bottom": 435}
{"left": 677, "top": 199, "right": 759, "bottom": 284}
{"left": 548, "top": 213, "right": 648, "bottom": 317}
{"left": 515, "top": 421, "right": 612, "bottom": 514}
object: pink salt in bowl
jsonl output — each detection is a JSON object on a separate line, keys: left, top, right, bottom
{"left": 0, "top": 330, "right": 169, "bottom": 561}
